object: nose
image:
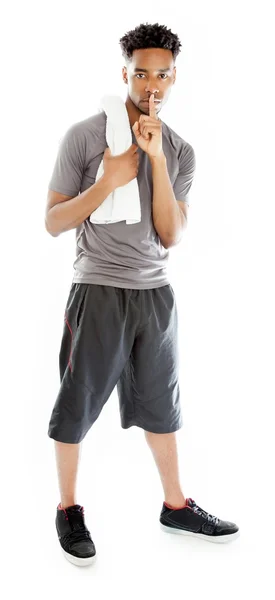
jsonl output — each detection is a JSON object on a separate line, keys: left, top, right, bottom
{"left": 145, "top": 86, "right": 159, "bottom": 96}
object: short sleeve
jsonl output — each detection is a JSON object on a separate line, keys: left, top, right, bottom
{"left": 48, "top": 124, "right": 86, "bottom": 196}
{"left": 173, "top": 142, "right": 196, "bottom": 206}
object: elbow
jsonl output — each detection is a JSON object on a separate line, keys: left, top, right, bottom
{"left": 166, "top": 218, "right": 187, "bottom": 247}
{"left": 159, "top": 233, "right": 180, "bottom": 249}
{"left": 163, "top": 233, "right": 185, "bottom": 249}
{"left": 163, "top": 238, "right": 179, "bottom": 249}
{"left": 160, "top": 215, "right": 187, "bottom": 249}
{"left": 44, "top": 217, "right": 61, "bottom": 237}
{"left": 163, "top": 229, "right": 186, "bottom": 248}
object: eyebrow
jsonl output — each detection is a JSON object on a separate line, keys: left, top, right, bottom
{"left": 133, "top": 67, "right": 171, "bottom": 73}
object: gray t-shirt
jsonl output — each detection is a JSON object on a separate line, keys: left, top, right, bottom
{"left": 48, "top": 110, "right": 195, "bottom": 289}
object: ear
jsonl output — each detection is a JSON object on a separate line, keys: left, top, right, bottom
{"left": 122, "top": 67, "right": 128, "bottom": 84}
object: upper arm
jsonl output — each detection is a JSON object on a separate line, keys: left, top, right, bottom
{"left": 45, "top": 124, "right": 85, "bottom": 233}
{"left": 45, "top": 189, "right": 74, "bottom": 215}
{"left": 173, "top": 142, "right": 196, "bottom": 208}
{"left": 47, "top": 123, "right": 86, "bottom": 198}
{"left": 45, "top": 190, "right": 75, "bottom": 234}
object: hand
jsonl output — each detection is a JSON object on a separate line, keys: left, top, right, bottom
{"left": 132, "top": 94, "right": 163, "bottom": 159}
{"left": 103, "top": 143, "right": 139, "bottom": 189}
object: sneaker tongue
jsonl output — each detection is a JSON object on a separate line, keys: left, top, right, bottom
{"left": 64, "top": 505, "right": 84, "bottom": 531}
{"left": 66, "top": 504, "right": 83, "bottom": 512}
{"left": 187, "top": 498, "right": 209, "bottom": 519}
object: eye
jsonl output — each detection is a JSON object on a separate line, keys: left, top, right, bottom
{"left": 135, "top": 74, "right": 168, "bottom": 79}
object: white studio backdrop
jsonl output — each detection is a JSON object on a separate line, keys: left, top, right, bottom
{"left": 1, "top": 0, "right": 274, "bottom": 596}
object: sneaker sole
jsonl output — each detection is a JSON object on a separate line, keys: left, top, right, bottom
{"left": 160, "top": 523, "right": 240, "bottom": 543}
{"left": 61, "top": 547, "right": 97, "bottom": 566}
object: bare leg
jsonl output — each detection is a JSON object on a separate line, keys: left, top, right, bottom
{"left": 54, "top": 440, "right": 82, "bottom": 509}
{"left": 144, "top": 431, "right": 186, "bottom": 508}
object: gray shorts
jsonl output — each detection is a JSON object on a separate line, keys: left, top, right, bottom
{"left": 48, "top": 283, "right": 183, "bottom": 443}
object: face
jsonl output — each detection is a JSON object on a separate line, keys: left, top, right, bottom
{"left": 122, "top": 48, "right": 176, "bottom": 117}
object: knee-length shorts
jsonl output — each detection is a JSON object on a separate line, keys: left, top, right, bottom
{"left": 48, "top": 283, "right": 183, "bottom": 443}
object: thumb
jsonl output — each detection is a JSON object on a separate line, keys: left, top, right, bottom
{"left": 104, "top": 147, "right": 111, "bottom": 156}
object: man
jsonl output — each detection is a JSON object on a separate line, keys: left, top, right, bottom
{"left": 46, "top": 22, "right": 239, "bottom": 567}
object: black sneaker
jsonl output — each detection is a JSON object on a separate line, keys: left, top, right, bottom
{"left": 160, "top": 497, "right": 240, "bottom": 543}
{"left": 56, "top": 503, "right": 96, "bottom": 566}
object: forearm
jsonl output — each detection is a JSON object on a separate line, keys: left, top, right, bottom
{"left": 150, "top": 152, "right": 186, "bottom": 247}
{"left": 46, "top": 175, "right": 115, "bottom": 236}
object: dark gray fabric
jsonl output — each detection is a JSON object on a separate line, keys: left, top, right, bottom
{"left": 48, "top": 282, "right": 183, "bottom": 443}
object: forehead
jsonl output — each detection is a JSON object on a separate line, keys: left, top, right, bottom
{"left": 130, "top": 48, "right": 174, "bottom": 72}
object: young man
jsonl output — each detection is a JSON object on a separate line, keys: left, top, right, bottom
{"left": 46, "top": 22, "right": 239, "bottom": 567}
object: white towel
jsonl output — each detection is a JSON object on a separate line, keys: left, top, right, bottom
{"left": 89, "top": 95, "right": 141, "bottom": 225}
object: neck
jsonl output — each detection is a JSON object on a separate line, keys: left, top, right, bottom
{"left": 125, "top": 95, "right": 142, "bottom": 128}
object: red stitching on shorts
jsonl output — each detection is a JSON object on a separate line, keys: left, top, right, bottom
{"left": 64, "top": 313, "right": 73, "bottom": 371}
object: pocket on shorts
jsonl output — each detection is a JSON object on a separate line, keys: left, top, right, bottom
{"left": 76, "top": 284, "right": 89, "bottom": 329}
{"left": 64, "top": 283, "right": 88, "bottom": 330}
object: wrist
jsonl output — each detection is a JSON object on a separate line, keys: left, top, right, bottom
{"left": 101, "top": 172, "right": 116, "bottom": 194}
{"left": 149, "top": 151, "right": 166, "bottom": 166}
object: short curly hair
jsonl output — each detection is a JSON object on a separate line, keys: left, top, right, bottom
{"left": 119, "top": 22, "right": 182, "bottom": 64}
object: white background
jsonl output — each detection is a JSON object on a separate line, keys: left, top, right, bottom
{"left": 1, "top": 0, "right": 274, "bottom": 596}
